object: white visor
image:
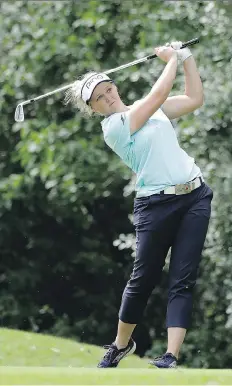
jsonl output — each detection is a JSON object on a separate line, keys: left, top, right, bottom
{"left": 81, "top": 73, "right": 112, "bottom": 103}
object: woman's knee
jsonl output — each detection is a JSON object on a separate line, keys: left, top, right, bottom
{"left": 168, "top": 278, "right": 196, "bottom": 297}
{"left": 126, "top": 270, "right": 157, "bottom": 296}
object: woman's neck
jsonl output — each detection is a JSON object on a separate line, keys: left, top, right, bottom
{"left": 115, "top": 101, "right": 130, "bottom": 113}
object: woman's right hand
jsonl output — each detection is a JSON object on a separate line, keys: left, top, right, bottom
{"left": 154, "top": 46, "right": 177, "bottom": 63}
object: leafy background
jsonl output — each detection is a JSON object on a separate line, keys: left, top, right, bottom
{"left": 0, "top": 0, "right": 232, "bottom": 368}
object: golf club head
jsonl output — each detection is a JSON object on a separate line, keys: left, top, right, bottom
{"left": 15, "top": 104, "right": 24, "bottom": 122}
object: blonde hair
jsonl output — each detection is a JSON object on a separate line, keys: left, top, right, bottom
{"left": 64, "top": 71, "right": 96, "bottom": 117}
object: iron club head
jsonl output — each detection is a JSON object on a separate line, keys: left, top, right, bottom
{"left": 15, "top": 104, "right": 25, "bottom": 122}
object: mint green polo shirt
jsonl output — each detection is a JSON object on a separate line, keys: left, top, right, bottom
{"left": 101, "top": 108, "right": 202, "bottom": 198}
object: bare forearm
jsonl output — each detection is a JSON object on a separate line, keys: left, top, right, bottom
{"left": 183, "top": 56, "right": 204, "bottom": 104}
{"left": 151, "top": 55, "right": 178, "bottom": 100}
{"left": 128, "top": 54, "right": 178, "bottom": 134}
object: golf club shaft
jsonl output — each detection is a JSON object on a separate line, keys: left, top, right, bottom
{"left": 15, "top": 37, "right": 199, "bottom": 121}
{"left": 105, "top": 38, "right": 199, "bottom": 74}
{"left": 22, "top": 38, "right": 199, "bottom": 104}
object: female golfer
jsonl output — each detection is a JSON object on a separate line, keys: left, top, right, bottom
{"left": 65, "top": 42, "right": 213, "bottom": 368}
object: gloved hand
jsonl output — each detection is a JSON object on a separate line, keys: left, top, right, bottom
{"left": 165, "top": 41, "right": 192, "bottom": 62}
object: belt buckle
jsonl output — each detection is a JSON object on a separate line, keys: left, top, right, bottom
{"left": 175, "top": 182, "right": 193, "bottom": 195}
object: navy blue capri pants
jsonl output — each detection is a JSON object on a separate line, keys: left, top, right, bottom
{"left": 119, "top": 182, "right": 213, "bottom": 329}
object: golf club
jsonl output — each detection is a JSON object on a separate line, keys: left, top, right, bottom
{"left": 14, "top": 38, "right": 199, "bottom": 122}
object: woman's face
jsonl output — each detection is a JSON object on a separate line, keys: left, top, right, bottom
{"left": 89, "top": 82, "right": 121, "bottom": 116}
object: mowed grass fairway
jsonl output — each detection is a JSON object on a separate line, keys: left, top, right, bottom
{"left": 1, "top": 328, "right": 232, "bottom": 385}
{"left": 3, "top": 367, "right": 232, "bottom": 385}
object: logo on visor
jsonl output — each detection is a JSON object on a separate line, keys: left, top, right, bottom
{"left": 86, "top": 74, "right": 104, "bottom": 89}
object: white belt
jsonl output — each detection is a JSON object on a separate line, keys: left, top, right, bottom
{"left": 161, "top": 177, "right": 204, "bottom": 195}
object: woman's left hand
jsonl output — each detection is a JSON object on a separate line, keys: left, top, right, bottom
{"left": 166, "top": 41, "right": 192, "bottom": 62}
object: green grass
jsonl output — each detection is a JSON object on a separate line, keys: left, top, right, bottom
{"left": 0, "top": 327, "right": 145, "bottom": 368}
{"left": 1, "top": 328, "right": 232, "bottom": 385}
{"left": 2, "top": 368, "right": 232, "bottom": 385}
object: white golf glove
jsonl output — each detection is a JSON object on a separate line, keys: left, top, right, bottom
{"left": 166, "top": 41, "right": 192, "bottom": 62}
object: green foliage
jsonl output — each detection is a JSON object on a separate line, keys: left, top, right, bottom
{"left": 1, "top": 0, "right": 232, "bottom": 368}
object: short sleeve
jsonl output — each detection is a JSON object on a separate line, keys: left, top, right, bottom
{"left": 101, "top": 112, "right": 133, "bottom": 157}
